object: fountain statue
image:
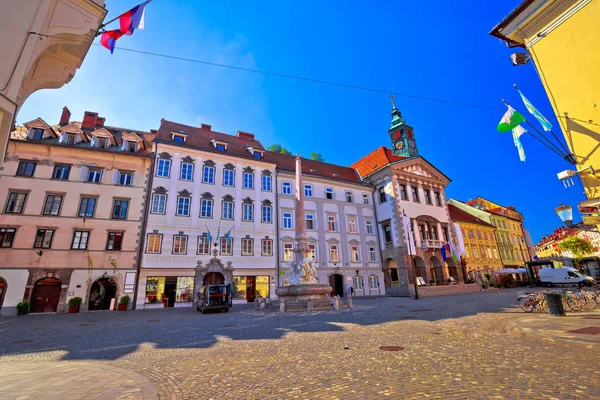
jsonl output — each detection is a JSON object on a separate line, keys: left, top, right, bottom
{"left": 276, "top": 156, "right": 332, "bottom": 307}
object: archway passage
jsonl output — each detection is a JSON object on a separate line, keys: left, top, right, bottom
{"left": 89, "top": 278, "right": 118, "bottom": 311}
{"left": 31, "top": 277, "right": 61, "bottom": 313}
{"left": 431, "top": 257, "right": 444, "bottom": 284}
{"left": 203, "top": 272, "right": 225, "bottom": 285}
{"left": 329, "top": 274, "right": 344, "bottom": 297}
{"left": 414, "top": 256, "right": 427, "bottom": 284}
{"left": 388, "top": 259, "right": 400, "bottom": 286}
{"left": 446, "top": 258, "right": 459, "bottom": 282}
{"left": 0, "top": 277, "right": 6, "bottom": 314}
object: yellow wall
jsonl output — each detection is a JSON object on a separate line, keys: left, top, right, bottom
{"left": 527, "top": 1, "right": 600, "bottom": 198}
{"left": 458, "top": 221, "right": 503, "bottom": 274}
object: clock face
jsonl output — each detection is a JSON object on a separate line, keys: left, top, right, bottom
{"left": 395, "top": 140, "right": 404, "bottom": 150}
{"left": 408, "top": 140, "right": 415, "bottom": 148}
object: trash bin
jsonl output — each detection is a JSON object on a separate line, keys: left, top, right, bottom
{"left": 544, "top": 293, "right": 565, "bottom": 316}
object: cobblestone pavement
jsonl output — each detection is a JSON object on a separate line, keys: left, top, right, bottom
{"left": 1, "top": 289, "right": 600, "bottom": 399}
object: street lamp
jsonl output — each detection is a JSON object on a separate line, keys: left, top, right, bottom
{"left": 554, "top": 203, "right": 574, "bottom": 227}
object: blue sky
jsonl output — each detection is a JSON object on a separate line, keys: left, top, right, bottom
{"left": 18, "top": 0, "right": 584, "bottom": 243}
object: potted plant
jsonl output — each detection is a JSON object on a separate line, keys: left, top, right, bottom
{"left": 428, "top": 279, "right": 436, "bottom": 286}
{"left": 118, "top": 295, "right": 130, "bottom": 311}
{"left": 68, "top": 297, "right": 82, "bottom": 313}
{"left": 17, "top": 301, "right": 29, "bottom": 315}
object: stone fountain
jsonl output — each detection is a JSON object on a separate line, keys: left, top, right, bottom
{"left": 276, "top": 156, "right": 333, "bottom": 310}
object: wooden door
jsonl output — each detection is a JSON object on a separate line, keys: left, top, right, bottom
{"left": 31, "top": 280, "right": 61, "bottom": 313}
{"left": 246, "top": 276, "right": 256, "bottom": 302}
{"left": 203, "top": 272, "right": 224, "bottom": 285}
{"left": 329, "top": 274, "right": 344, "bottom": 297}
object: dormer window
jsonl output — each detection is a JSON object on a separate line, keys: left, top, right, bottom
{"left": 29, "top": 128, "right": 44, "bottom": 140}
{"left": 122, "top": 140, "right": 138, "bottom": 152}
{"left": 172, "top": 133, "right": 186, "bottom": 143}
{"left": 246, "top": 146, "right": 263, "bottom": 159}
{"left": 60, "top": 133, "right": 76, "bottom": 145}
{"left": 211, "top": 140, "right": 227, "bottom": 151}
{"left": 91, "top": 136, "right": 110, "bottom": 149}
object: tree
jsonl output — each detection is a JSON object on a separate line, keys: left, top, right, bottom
{"left": 267, "top": 144, "right": 292, "bottom": 155}
{"left": 310, "top": 152, "right": 324, "bottom": 162}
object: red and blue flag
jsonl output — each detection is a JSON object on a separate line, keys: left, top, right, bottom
{"left": 100, "top": 1, "right": 149, "bottom": 53}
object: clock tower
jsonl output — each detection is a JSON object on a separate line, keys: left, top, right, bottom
{"left": 388, "top": 97, "right": 418, "bottom": 157}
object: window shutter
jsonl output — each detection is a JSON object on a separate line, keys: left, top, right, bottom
{"left": 79, "top": 166, "right": 89, "bottom": 181}
{"left": 105, "top": 138, "right": 111, "bottom": 148}
{"left": 59, "top": 133, "right": 65, "bottom": 143}
{"left": 131, "top": 171, "right": 137, "bottom": 186}
{"left": 100, "top": 169, "right": 104, "bottom": 183}
{"left": 112, "top": 170, "right": 121, "bottom": 184}
{"left": 91, "top": 136, "right": 98, "bottom": 147}
{"left": 121, "top": 140, "right": 130, "bottom": 152}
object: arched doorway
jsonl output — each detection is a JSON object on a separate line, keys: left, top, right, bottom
{"left": 329, "top": 274, "right": 344, "bottom": 297}
{"left": 446, "top": 258, "right": 459, "bottom": 282}
{"left": 413, "top": 256, "right": 427, "bottom": 284}
{"left": 0, "top": 278, "right": 6, "bottom": 315}
{"left": 431, "top": 257, "right": 444, "bottom": 284}
{"left": 88, "top": 277, "right": 118, "bottom": 311}
{"left": 388, "top": 259, "right": 399, "bottom": 286}
{"left": 203, "top": 272, "right": 225, "bottom": 285}
{"left": 31, "top": 277, "right": 61, "bottom": 313}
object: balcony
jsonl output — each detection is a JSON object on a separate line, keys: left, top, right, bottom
{"left": 421, "top": 240, "right": 444, "bottom": 249}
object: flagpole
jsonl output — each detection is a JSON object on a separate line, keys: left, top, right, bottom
{"left": 98, "top": 0, "right": 152, "bottom": 31}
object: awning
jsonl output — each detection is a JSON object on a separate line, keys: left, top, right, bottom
{"left": 578, "top": 197, "right": 600, "bottom": 208}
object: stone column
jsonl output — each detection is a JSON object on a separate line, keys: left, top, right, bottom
{"left": 294, "top": 156, "right": 308, "bottom": 261}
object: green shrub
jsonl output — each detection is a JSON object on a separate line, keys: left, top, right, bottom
{"left": 68, "top": 297, "right": 83, "bottom": 306}
{"left": 119, "top": 295, "right": 130, "bottom": 305}
{"left": 17, "top": 301, "right": 30, "bottom": 314}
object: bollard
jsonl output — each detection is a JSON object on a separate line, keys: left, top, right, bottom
{"left": 333, "top": 297, "right": 339, "bottom": 310}
{"left": 347, "top": 296, "right": 353, "bottom": 309}
{"left": 307, "top": 298, "right": 313, "bottom": 311}
{"left": 280, "top": 298, "right": 285, "bottom": 313}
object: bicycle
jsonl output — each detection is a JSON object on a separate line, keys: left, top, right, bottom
{"left": 518, "top": 291, "right": 548, "bottom": 313}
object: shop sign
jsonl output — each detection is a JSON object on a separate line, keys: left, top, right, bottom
{"left": 579, "top": 205, "right": 600, "bottom": 214}
{"left": 582, "top": 215, "right": 600, "bottom": 225}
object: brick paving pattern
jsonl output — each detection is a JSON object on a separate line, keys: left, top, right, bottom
{"left": 1, "top": 289, "right": 599, "bottom": 399}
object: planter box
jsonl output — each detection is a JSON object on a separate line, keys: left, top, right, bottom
{"left": 117, "top": 303, "right": 127, "bottom": 311}
{"left": 68, "top": 305, "right": 80, "bottom": 313}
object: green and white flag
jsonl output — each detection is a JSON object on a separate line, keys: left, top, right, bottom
{"left": 497, "top": 105, "right": 525, "bottom": 132}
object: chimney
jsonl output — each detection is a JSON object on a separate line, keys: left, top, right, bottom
{"left": 59, "top": 106, "right": 71, "bottom": 126}
{"left": 81, "top": 111, "right": 98, "bottom": 130}
{"left": 201, "top": 123, "right": 212, "bottom": 131}
{"left": 237, "top": 131, "right": 255, "bottom": 140}
{"left": 95, "top": 116, "right": 105, "bottom": 128}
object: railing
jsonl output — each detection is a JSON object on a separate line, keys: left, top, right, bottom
{"left": 421, "top": 240, "right": 444, "bottom": 249}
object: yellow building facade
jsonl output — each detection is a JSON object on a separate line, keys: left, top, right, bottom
{"left": 491, "top": 0, "right": 600, "bottom": 209}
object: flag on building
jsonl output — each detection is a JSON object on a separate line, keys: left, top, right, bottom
{"left": 497, "top": 105, "right": 525, "bottom": 132}
{"left": 205, "top": 225, "right": 212, "bottom": 244}
{"left": 119, "top": 1, "right": 149, "bottom": 35}
{"left": 401, "top": 216, "right": 416, "bottom": 256}
{"left": 224, "top": 227, "right": 233, "bottom": 243}
{"left": 449, "top": 243, "right": 460, "bottom": 262}
{"left": 512, "top": 125, "right": 527, "bottom": 162}
{"left": 515, "top": 87, "right": 553, "bottom": 131}
{"left": 100, "top": 30, "right": 124, "bottom": 54}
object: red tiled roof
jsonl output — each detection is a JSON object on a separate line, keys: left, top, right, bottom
{"left": 448, "top": 204, "right": 495, "bottom": 228}
{"left": 266, "top": 151, "right": 362, "bottom": 184}
{"left": 350, "top": 146, "right": 408, "bottom": 178}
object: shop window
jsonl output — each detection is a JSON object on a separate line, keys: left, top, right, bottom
{"left": 176, "top": 277, "right": 193, "bottom": 302}
{"left": 232, "top": 276, "right": 247, "bottom": 300}
{"left": 145, "top": 277, "right": 165, "bottom": 303}
{"left": 256, "top": 276, "right": 269, "bottom": 299}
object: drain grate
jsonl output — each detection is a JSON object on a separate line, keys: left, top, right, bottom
{"left": 567, "top": 326, "right": 600, "bottom": 335}
{"left": 379, "top": 346, "right": 404, "bottom": 351}
{"left": 12, "top": 340, "right": 33, "bottom": 344}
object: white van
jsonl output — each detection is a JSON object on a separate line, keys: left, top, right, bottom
{"left": 538, "top": 266, "right": 596, "bottom": 287}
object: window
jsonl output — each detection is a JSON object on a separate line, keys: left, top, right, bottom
{"left": 283, "top": 243, "right": 293, "bottom": 261}
{"left": 383, "top": 223, "right": 392, "bottom": 243}
{"left": 172, "top": 235, "right": 188, "bottom": 254}
{"left": 197, "top": 236, "right": 211, "bottom": 254}
{"left": 429, "top": 225, "right": 439, "bottom": 240}
{"left": 362, "top": 194, "right": 369, "bottom": 205}
{"left": 78, "top": 197, "right": 97, "bottom": 218}
{"left": 329, "top": 244, "right": 339, "bottom": 262}
{"left": 220, "top": 237, "right": 233, "bottom": 255}
{"left": 283, "top": 212, "right": 293, "bottom": 229}
{"left": 253, "top": 151, "right": 263, "bottom": 159}
{"left": 62, "top": 133, "right": 76, "bottom": 145}
{"left": 306, "top": 214, "right": 314, "bottom": 230}
{"left": 369, "top": 246, "right": 377, "bottom": 262}
{"left": 366, "top": 220, "right": 374, "bottom": 234}
{"left": 419, "top": 225, "right": 427, "bottom": 241}
{"left": 442, "top": 226, "right": 449, "bottom": 242}
{"left": 34, "top": 229, "right": 54, "bottom": 249}
{"left": 476, "top": 231, "right": 482, "bottom": 240}
{"left": 146, "top": 234, "right": 162, "bottom": 253}
{"left": 203, "top": 165, "right": 215, "bottom": 184}
{"left": 480, "top": 245, "right": 486, "bottom": 259}
{"left": 96, "top": 137, "right": 109, "bottom": 148}
{"left": 348, "top": 217, "right": 357, "bottom": 233}
{"left": 112, "top": 199, "right": 129, "bottom": 220}
{"left": 42, "top": 195, "right": 63, "bottom": 216}
{"left": 345, "top": 191, "right": 353, "bottom": 203}
{"left": 486, "top": 247, "right": 493, "bottom": 259}
{"left": 180, "top": 162, "right": 193, "bottom": 181}
{"left": 30, "top": 128, "right": 44, "bottom": 140}
{"left": 223, "top": 169, "right": 235, "bottom": 187}
{"left": 0, "top": 228, "right": 16, "bottom": 248}
{"left": 304, "top": 184, "right": 313, "bottom": 197}
{"left": 261, "top": 205, "right": 272, "bottom": 223}
{"left": 353, "top": 276, "right": 364, "bottom": 290}
{"left": 71, "top": 231, "right": 89, "bottom": 250}
{"left": 242, "top": 238, "right": 253, "bottom": 256}
{"left": 468, "top": 230, "right": 474, "bottom": 239}
{"left": 16, "top": 161, "right": 36, "bottom": 177}
{"left": 326, "top": 187, "right": 334, "bottom": 200}
{"left": 200, "top": 199, "right": 213, "bottom": 218}
{"left": 262, "top": 239, "right": 273, "bottom": 256}
{"left": 472, "top": 246, "right": 479, "bottom": 258}
{"left": 399, "top": 185, "right": 408, "bottom": 200}
{"left": 424, "top": 190, "right": 432, "bottom": 205}
{"left": 215, "top": 143, "right": 226, "bottom": 151}
{"left": 151, "top": 194, "right": 166, "bottom": 214}
{"left": 411, "top": 187, "right": 420, "bottom": 202}
{"left": 173, "top": 135, "right": 185, "bottom": 143}
{"left": 327, "top": 215, "right": 337, "bottom": 232}
{"left": 351, "top": 245, "right": 360, "bottom": 262}
{"left": 378, "top": 187, "right": 386, "bottom": 203}
{"left": 119, "top": 172, "right": 133, "bottom": 186}
{"left": 282, "top": 181, "right": 292, "bottom": 195}
{"left": 243, "top": 172, "right": 253, "bottom": 189}
{"left": 308, "top": 244, "right": 316, "bottom": 260}
{"left": 175, "top": 196, "right": 190, "bottom": 216}
{"left": 5, "top": 192, "right": 27, "bottom": 214}
{"left": 222, "top": 201, "right": 234, "bottom": 220}
{"left": 262, "top": 175, "right": 272, "bottom": 191}
{"left": 483, "top": 232, "right": 488, "bottom": 240}
{"left": 52, "top": 165, "right": 70, "bottom": 180}
{"left": 106, "top": 232, "right": 123, "bottom": 250}
{"left": 122, "top": 140, "right": 138, "bottom": 152}
{"left": 156, "top": 159, "right": 171, "bottom": 178}
{"left": 434, "top": 192, "right": 442, "bottom": 206}
{"left": 242, "top": 203, "right": 253, "bottom": 221}
{"left": 369, "top": 276, "right": 379, "bottom": 290}
{"left": 87, "top": 168, "right": 103, "bottom": 183}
